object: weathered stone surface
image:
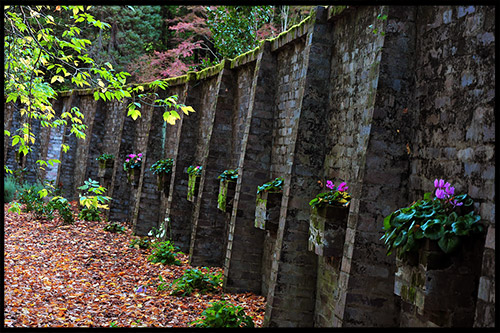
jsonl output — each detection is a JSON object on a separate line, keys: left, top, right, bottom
{"left": 4, "top": 4, "right": 494, "bottom": 329}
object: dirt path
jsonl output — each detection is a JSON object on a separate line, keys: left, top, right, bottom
{"left": 3, "top": 203, "right": 265, "bottom": 328}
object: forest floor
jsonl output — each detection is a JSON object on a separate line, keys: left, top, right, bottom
{"left": 3, "top": 202, "right": 266, "bottom": 328}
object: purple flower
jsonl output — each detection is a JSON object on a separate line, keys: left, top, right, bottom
{"left": 451, "top": 199, "right": 463, "bottom": 208}
{"left": 337, "top": 182, "right": 348, "bottom": 192}
{"left": 326, "top": 180, "right": 335, "bottom": 190}
{"left": 125, "top": 159, "right": 130, "bottom": 163}
{"left": 135, "top": 286, "right": 147, "bottom": 293}
{"left": 138, "top": 153, "right": 143, "bottom": 157}
{"left": 445, "top": 185, "right": 455, "bottom": 196}
{"left": 434, "top": 179, "right": 445, "bottom": 188}
{"left": 435, "top": 188, "right": 446, "bottom": 199}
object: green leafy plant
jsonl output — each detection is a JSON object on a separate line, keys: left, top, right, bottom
{"left": 17, "top": 182, "right": 45, "bottom": 213}
{"left": 257, "top": 177, "right": 284, "bottom": 194}
{"left": 129, "top": 237, "right": 152, "bottom": 249}
{"left": 97, "top": 153, "right": 115, "bottom": 169}
{"left": 77, "top": 179, "right": 111, "bottom": 221}
{"left": 103, "top": 222, "right": 125, "bottom": 233}
{"left": 381, "top": 179, "right": 484, "bottom": 258}
{"left": 123, "top": 153, "right": 142, "bottom": 172}
{"left": 96, "top": 153, "right": 115, "bottom": 162}
{"left": 309, "top": 180, "right": 351, "bottom": 209}
{"left": 48, "top": 196, "right": 74, "bottom": 225}
{"left": 217, "top": 168, "right": 238, "bottom": 182}
{"left": 148, "top": 240, "right": 182, "bottom": 266}
{"left": 4, "top": 175, "right": 18, "bottom": 203}
{"left": 187, "top": 165, "right": 202, "bottom": 176}
{"left": 191, "top": 300, "right": 255, "bottom": 328}
{"left": 168, "top": 268, "right": 223, "bottom": 296}
{"left": 150, "top": 158, "right": 174, "bottom": 175}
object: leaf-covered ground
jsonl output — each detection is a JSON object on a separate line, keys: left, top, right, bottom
{"left": 4, "top": 202, "right": 266, "bottom": 328}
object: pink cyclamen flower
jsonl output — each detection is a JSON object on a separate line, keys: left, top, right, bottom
{"left": 326, "top": 180, "right": 335, "bottom": 190}
{"left": 445, "top": 185, "right": 455, "bottom": 196}
{"left": 435, "top": 188, "right": 446, "bottom": 199}
{"left": 337, "top": 182, "right": 348, "bottom": 192}
{"left": 125, "top": 159, "right": 130, "bottom": 163}
{"left": 434, "top": 179, "right": 445, "bottom": 188}
{"left": 195, "top": 166, "right": 200, "bottom": 169}
{"left": 451, "top": 199, "right": 463, "bottom": 208}
{"left": 138, "top": 153, "right": 143, "bottom": 157}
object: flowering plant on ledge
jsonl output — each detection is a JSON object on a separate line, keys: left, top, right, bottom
{"left": 381, "top": 179, "right": 484, "bottom": 258}
{"left": 309, "top": 180, "right": 351, "bottom": 209}
{"left": 187, "top": 165, "right": 202, "bottom": 176}
{"left": 123, "top": 153, "right": 142, "bottom": 172}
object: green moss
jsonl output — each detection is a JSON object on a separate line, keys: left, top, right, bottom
{"left": 328, "top": 6, "right": 348, "bottom": 19}
{"left": 229, "top": 45, "right": 264, "bottom": 69}
{"left": 217, "top": 179, "right": 229, "bottom": 212}
{"left": 187, "top": 174, "right": 199, "bottom": 202}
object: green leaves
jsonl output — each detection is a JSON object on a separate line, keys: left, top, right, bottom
{"left": 217, "top": 168, "right": 238, "bottom": 182}
{"left": 256, "top": 177, "right": 284, "bottom": 194}
{"left": 150, "top": 159, "right": 174, "bottom": 175}
{"left": 191, "top": 300, "right": 254, "bottom": 328}
{"left": 206, "top": 6, "right": 273, "bottom": 59}
{"left": 381, "top": 192, "right": 484, "bottom": 258}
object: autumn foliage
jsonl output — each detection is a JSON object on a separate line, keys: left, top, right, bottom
{"left": 4, "top": 202, "right": 265, "bottom": 327}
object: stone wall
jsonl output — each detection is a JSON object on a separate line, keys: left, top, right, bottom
{"left": 4, "top": 5, "right": 494, "bottom": 328}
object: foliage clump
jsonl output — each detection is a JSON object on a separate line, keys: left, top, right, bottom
{"left": 148, "top": 240, "right": 183, "bottom": 266}
{"left": 166, "top": 268, "right": 223, "bottom": 296}
{"left": 191, "top": 300, "right": 254, "bottom": 328}
{"left": 257, "top": 177, "right": 283, "bottom": 194}
{"left": 381, "top": 179, "right": 484, "bottom": 257}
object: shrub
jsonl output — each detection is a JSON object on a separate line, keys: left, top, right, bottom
{"left": 48, "top": 196, "right": 74, "bottom": 224}
{"left": 18, "top": 183, "right": 45, "bottom": 213}
{"left": 191, "top": 300, "right": 254, "bottom": 328}
{"left": 148, "top": 240, "right": 182, "bottom": 265}
{"left": 78, "top": 207, "right": 101, "bottom": 221}
{"left": 169, "top": 268, "right": 222, "bottom": 296}
{"left": 103, "top": 222, "right": 125, "bottom": 233}
{"left": 77, "top": 179, "right": 111, "bottom": 221}
{"left": 129, "top": 237, "right": 153, "bottom": 249}
{"left": 4, "top": 175, "right": 17, "bottom": 203}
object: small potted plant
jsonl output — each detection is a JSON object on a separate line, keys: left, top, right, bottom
{"left": 217, "top": 168, "right": 238, "bottom": 212}
{"left": 96, "top": 153, "right": 115, "bottom": 180}
{"left": 254, "top": 177, "right": 284, "bottom": 231}
{"left": 308, "top": 180, "right": 351, "bottom": 258}
{"left": 123, "top": 153, "right": 142, "bottom": 185}
{"left": 186, "top": 165, "right": 202, "bottom": 202}
{"left": 150, "top": 158, "right": 174, "bottom": 192}
{"left": 96, "top": 153, "right": 115, "bottom": 169}
{"left": 382, "top": 179, "right": 485, "bottom": 326}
